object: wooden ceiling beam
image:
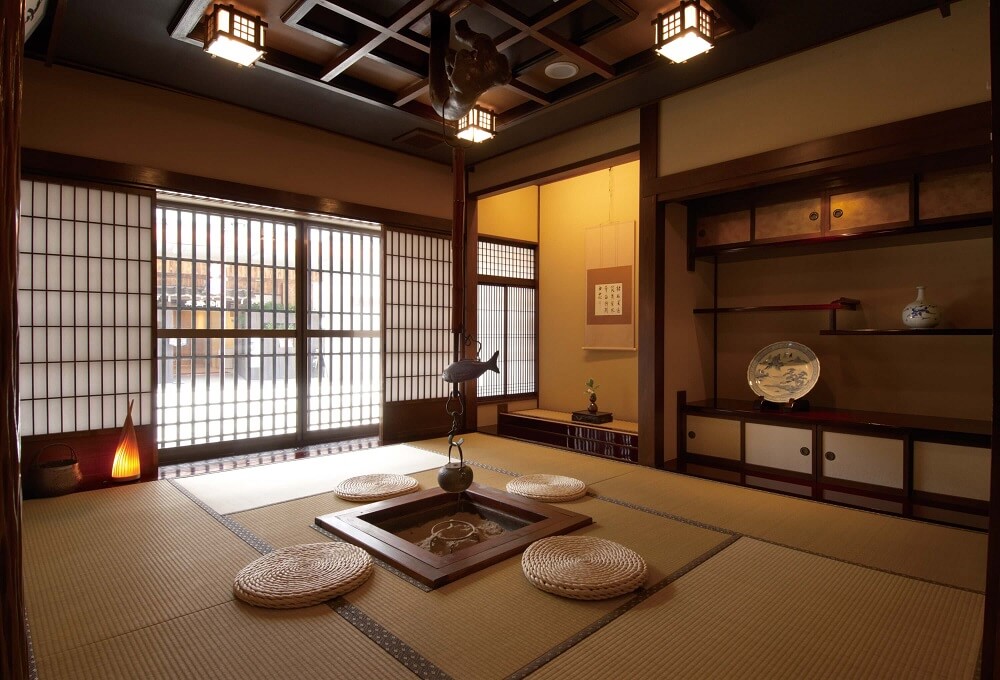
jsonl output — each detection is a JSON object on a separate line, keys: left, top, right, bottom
{"left": 395, "top": 79, "right": 429, "bottom": 107}
{"left": 470, "top": 0, "right": 614, "bottom": 79}
{"left": 316, "top": 0, "right": 429, "bottom": 52}
{"left": 168, "top": 0, "right": 214, "bottom": 40}
{"left": 707, "top": 0, "right": 754, "bottom": 33}
{"left": 505, "top": 79, "right": 550, "bottom": 105}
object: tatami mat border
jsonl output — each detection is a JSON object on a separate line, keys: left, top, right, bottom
{"left": 507, "top": 534, "right": 742, "bottom": 680}
{"left": 169, "top": 479, "right": 275, "bottom": 554}
{"left": 171, "top": 478, "right": 449, "bottom": 680}
{"left": 590, "top": 492, "right": 986, "bottom": 595}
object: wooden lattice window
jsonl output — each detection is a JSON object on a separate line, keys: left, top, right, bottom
{"left": 18, "top": 180, "right": 154, "bottom": 435}
{"left": 477, "top": 239, "right": 537, "bottom": 399}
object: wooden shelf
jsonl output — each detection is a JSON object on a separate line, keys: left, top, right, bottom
{"left": 820, "top": 328, "right": 992, "bottom": 336}
{"left": 694, "top": 298, "right": 860, "bottom": 314}
{"left": 684, "top": 398, "right": 992, "bottom": 440}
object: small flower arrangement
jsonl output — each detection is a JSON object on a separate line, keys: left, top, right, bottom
{"left": 585, "top": 378, "right": 599, "bottom": 395}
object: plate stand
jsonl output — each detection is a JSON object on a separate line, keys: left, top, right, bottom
{"left": 754, "top": 397, "right": 810, "bottom": 412}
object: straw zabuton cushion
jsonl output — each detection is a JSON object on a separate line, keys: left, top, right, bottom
{"left": 521, "top": 535, "right": 647, "bottom": 600}
{"left": 506, "top": 474, "right": 587, "bottom": 502}
{"left": 234, "top": 542, "right": 373, "bottom": 609}
{"left": 333, "top": 473, "right": 419, "bottom": 502}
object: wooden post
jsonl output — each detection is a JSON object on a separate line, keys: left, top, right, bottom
{"left": 1, "top": 0, "right": 30, "bottom": 677}
{"left": 452, "top": 145, "right": 466, "bottom": 343}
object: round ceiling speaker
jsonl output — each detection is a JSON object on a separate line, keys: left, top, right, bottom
{"left": 544, "top": 61, "right": 580, "bottom": 80}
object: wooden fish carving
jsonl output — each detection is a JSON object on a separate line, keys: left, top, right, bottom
{"left": 442, "top": 350, "right": 499, "bottom": 383}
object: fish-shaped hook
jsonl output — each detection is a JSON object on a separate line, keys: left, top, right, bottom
{"left": 441, "top": 350, "right": 499, "bottom": 383}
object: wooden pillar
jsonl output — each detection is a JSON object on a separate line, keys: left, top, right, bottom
{"left": 982, "top": 1, "right": 999, "bottom": 676}
{"left": 637, "top": 102, "right": 664, "bottom": 469}
{"left": 451, "top": 145, "right": 466, "bottom": 342}
{"left": 1, "top": 1, "right": 29, "bottom": 678}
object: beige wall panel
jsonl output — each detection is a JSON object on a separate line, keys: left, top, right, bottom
{"left": 476, "top": 186, "right": 538, "bottom": 242}
{"left": 470, "top": 110, "right": 639, "bottom": 194}
{"left": 538, "top": 162, "right": 639, "bottom": 420}
{"left": 21, "top": 62, "right": 452, "bottom": 219}
{"left": 659, "top": 0, "right": 990, "bottom": 175}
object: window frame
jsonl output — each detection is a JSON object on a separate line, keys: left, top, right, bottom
{"left": 476, "top": 237, "right": 538, "bottom": 403}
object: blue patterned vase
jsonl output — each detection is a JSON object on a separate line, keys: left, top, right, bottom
{"left": 901, "top": 286, "right": 941, "bottom": 329}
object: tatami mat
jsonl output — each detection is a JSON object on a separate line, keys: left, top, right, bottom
{"left": 34, "top": 600, "right": 415, "bottom": 680}
{"left": 593, "top": 469, "right": 987, "bottom": 591}
{"left": 528, "top": 538, "right": 983, "bottom": 680}
{"left": 22, "top": 482, "right": 261, "bottom": 658}
{"left": 174, "top": 444, "right": 447, "bottom": 514}
{"left": 22, "top": 435, "right": 987, "bottom": 680}
{"left": 339, "top": 493, "right": 729, "bottom": 679}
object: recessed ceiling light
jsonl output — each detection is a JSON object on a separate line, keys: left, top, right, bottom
{"left": 544, "top": 61, "right": 579, "bottom": 80}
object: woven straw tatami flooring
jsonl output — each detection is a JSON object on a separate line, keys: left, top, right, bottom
{"left": 22, "top": 433, "right": 987, "bottom": 679}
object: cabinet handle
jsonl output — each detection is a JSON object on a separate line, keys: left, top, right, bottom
{"left": 799, "top": 447, "right": 810, "bottom": 456}
{"left": 824, "top": 451, "right": 836, "bottom": 461}
{"left": 688, "top": 431, "right": 696, "bottom": 439}
{"left": 808, "top": 211, "right": 819, "bottom": 221}
{"left": 832, "top": 208, "right": 844, "bottom": 219}
{"left": 697, "top": 228, "right": 706, "bottom": 238}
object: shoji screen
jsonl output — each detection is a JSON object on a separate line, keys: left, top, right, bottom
{"left": 18, "top": 181, "right": 153, "bottom": 436}
{"left": 381, "top": 228, "right": 453, "bottom": 442}
{"left": 384, "top": 229, "right": 452, "bottom": 402}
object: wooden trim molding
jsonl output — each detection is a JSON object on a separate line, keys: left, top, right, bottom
{"left": 20, "top": 148, "right": 451, "bottom": 234}
{"left": 637, "top": 102, "right": 663, "bottom": 469}
{"left": 650, "top": 102, "right": 990, "bottom": 203}
{"left": 2, "top": 0, "right": 30, "bottom": 676}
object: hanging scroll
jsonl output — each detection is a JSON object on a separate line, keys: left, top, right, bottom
{"left": 584, "top": 221, "right": 635, "bottom": 350}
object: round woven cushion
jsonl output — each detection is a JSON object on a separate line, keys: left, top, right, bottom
{"left": 506, "top": 474, "right": 587, "bottom": 502}
{"left": 234, "top": 542, "right": 373, "bottom": 609}
{"left": 333, "top": 473, "right": 419, "bottom": 502}
{"left": 521, "top": 536, "right": 647, "bottom": 600}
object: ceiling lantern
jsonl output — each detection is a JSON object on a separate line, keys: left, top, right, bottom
{"left": 456, "top": 106, "right": 496, "bottom": 143}
{"left": 204, "top": 4, "right": 267, "bottom": 67}
{"left": 654, "top": 0, "right": 714, "bottom": 63}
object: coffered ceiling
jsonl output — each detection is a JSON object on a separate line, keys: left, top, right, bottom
{"left": 25, "top": 0, "right": 953, "bottom": 165}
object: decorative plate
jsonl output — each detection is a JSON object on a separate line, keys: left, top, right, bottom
{"left": 746, "top": 341, "right": 820, "bottom": 403}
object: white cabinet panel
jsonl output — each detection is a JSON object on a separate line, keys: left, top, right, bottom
{"left": 821, "top": 431, "right": 904, "bottom": 489}
{"left": 745, "top": 422, "right": 812, "bottom": 474}
{"left": 913, "top": 442, "right": 990, "bottom": 501}
{"left": 685, "top": 415, "right": 741, "bottom": 461}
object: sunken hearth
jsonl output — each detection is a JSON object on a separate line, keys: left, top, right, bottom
{"left": 316, "top": 483, "right": 592, "bottom": 588}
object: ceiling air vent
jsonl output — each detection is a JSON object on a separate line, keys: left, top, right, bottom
{"left": 394, "top": 128, "right": 448, "bottom": 151}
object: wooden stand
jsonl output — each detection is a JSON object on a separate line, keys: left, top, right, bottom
{"left": 753, "top": 397, "right": 810, "bottom": 412}
{"left": 572, "top": 410, "right": 613, "bottom": 424}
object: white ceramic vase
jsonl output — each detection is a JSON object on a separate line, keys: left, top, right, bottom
{"left": 901, "top": 286, "right": 941, "bottom": 328}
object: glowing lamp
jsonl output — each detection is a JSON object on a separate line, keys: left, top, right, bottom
{"left": 111, "top": 400, "right": 141, "bottom": 483}
{"left": 204, "top": 4, "right": 267, "bottom": 67}
{"left": 456, "top": 106, "right": 496, "bottom": 143}
{"left": 654, "top": 0, "right": 714, "bottom": 63}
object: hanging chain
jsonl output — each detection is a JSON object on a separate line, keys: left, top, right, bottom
{"left": 445, "top": 386, "right": 465, "bottom": 465}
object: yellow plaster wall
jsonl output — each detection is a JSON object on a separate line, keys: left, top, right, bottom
{"left": 21, "top": 62, "right": 452, "bottom": 219}
{"left": 660, "top": 0, "right": 990, "bottom": 175}
{"left": 538, "top": 161, "right": 640, "bottom": 420}
{"left": 469, "top": 111, "right": 639, "bottom": 194}
{"left": 476, "top": 186, "right": 539, "bottom": 242}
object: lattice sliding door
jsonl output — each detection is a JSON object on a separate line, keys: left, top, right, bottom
{"left": 18, "top": 180, "right": 154, "bottom": 436}
{"left": 381, "top": 228, "right": 453, "bottom": 443}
